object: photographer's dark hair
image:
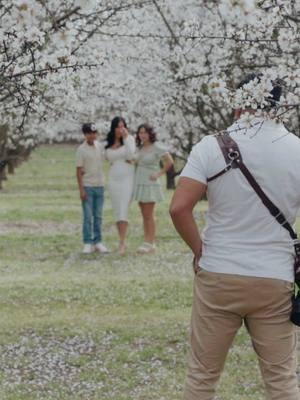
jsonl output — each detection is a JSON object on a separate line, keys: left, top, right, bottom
{"left": 105, "top": 116, "right": 127, "bottom": 149}
{"left": 237, "top": 73, "right": 282, "bottom": 108}
{"left": 136, "top": 123, "right": 157, "bottom": 148}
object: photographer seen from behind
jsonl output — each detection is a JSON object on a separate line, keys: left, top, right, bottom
{"left": 170, "top": 74, "right": 300, "bottom": 400}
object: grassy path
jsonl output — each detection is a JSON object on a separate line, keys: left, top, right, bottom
{"left": 0, "top": 144, "right": 287, "bottom": 399}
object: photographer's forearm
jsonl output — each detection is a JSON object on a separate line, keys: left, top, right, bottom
{"left": 169, "top": 177, "right": 206, "bottom": 258}
{"left": 171, "top": 210, "right": 202, "bottom": 257}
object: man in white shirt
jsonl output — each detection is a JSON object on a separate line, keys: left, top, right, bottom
{"left": 170, "top": 76, "right": 300, "bottom": 399}
{"left": 76, "top": 123, "right": 109, "bottom": 254}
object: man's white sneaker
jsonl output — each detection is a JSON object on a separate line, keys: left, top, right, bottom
{"left": 82, "top": 244, "right": 95, "bottom": 254}
{"left": 95, "top": 242, "right": 110, "bottom": 253}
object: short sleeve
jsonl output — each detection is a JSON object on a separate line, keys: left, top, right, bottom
{"left": 180, "top": 136, "right": 211, "bottom": 184}
{"left": 76, "top": 147, "right": 84, "bottom": 167}
{"left": 154, "top": 142, "right": 169, "bottom": 158}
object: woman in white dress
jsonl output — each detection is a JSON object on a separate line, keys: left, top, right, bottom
{"left": 105, "top": 117, "right": 136, "bottom": 254}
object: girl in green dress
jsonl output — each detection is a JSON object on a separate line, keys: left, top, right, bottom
{"left": 133, "top": 124, "right": 174, "bottom": 253}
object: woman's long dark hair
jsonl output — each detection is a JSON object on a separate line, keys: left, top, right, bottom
{"left": 105, "top": 116, "right": 127, "bottom": 149}
{"left": 136, "top": 123, "right": 157, "bottom": 148}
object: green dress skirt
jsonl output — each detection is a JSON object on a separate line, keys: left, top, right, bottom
{"left": 133, "top": 142, "right": 168, "bottom": 203}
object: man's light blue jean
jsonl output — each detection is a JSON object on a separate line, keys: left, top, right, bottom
{"left": 82, "top": 186, "right": 104, "bottom": 244}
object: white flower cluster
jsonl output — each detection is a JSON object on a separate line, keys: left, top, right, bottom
{"left": 0, "top": 0, "right": 144, "bottom": 171}
{"left": 155, "top": 0, "right": 300, "bottom": 156}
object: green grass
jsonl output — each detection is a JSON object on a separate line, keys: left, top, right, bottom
{"left": 0, "top": 144, "right": 297, "bottom": 399}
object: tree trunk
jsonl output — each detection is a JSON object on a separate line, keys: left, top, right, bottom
{"left": 7, "top": 161, "right": 14, "bottom": 174}
{"left": 166, "top": 165, "right": 176, "bottom": 190}
{"left": 0, "top": 166, "right": 6, "bottom": 188}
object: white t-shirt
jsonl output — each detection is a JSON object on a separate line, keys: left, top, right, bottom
{"left": 76, "top": 140, "right": 105, "bottom": 187}
{"left": 181, "top": 118, "right": 300, "bottom": 282}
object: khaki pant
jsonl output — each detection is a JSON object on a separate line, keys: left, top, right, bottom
{"left": 184, "top": 269, "right": 299, "bottom": 400}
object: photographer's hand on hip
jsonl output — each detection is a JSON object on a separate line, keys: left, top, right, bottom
{"left": 193, "top": 248, "right": 202, "bottom": 275}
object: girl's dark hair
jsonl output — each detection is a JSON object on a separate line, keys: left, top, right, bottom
{"left": 136, "top": 123, "right": 157, "bottom": 148}
{"left": 105, "top": 116, "right": 127, "bottom": 149}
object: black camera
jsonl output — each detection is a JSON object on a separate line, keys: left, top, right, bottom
{"left": 290, "top": 291, "right": 300, "bottom": 326}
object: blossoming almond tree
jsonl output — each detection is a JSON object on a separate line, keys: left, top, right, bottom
{"left": 68, "top": 0, "right": 300, "bottom": 163}
{"left": 0, "top": 0, "right": 150, "bottom": 185}
{"left": 158, "top": 0, "right": 300, "bottom": 159}
{"left": 1, "top": 0, "right": 300, "bottom": 187}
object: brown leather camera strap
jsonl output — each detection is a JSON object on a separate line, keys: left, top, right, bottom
{"left": 208, "top": 134, "right": 296, "bottom": 239}
{"left": 207, "top": 134, "right": 300, "bottom": 269}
